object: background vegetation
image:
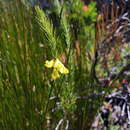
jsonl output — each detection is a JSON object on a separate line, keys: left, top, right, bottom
{"left": 0, "top": 0, "right": 130, "bottom": 129}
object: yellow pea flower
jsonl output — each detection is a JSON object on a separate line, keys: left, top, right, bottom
{"left": 53, "top": 59, "right": 63, "bottom": 69}
{"left": 53, "top": 59, "right": 69, "bottom": 74}
{"left": 45, "top": 59, "right": 54, "bottom": 68}
{"left": 58, "top": 66, "right": 69, "bottom": 74}
{"left": 51, "top": 69, "right": 60, "bottom": 80}
{"left": 45, "top": 58, "right": 69, "bottom": 80}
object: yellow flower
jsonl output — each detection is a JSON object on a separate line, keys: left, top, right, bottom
{"left": 53, "top": 59, "right": 63, "bottom": 69}
{"left": 51, "top": 69, "right": 60, "bottom": 80}
{"left": 53, "top": 59, "right": 69, "bottom": 74}
{"left": 45, "top": 59, "right": 54, "bottom": 68}
{"left": 45, "top": 58, "right": 69, "bottom": 80}
{"left": 58, "top": 66, "right": 69, "bottom": 74}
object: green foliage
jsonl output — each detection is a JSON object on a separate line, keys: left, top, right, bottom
{"left": 83, "top": 2, "right": 97, "bottom": 22}
{"left": 35, "top": 6, "right": 58, "bottom": 56}
{"left": 0, "top": 0, "right": 104, "bottom": 129}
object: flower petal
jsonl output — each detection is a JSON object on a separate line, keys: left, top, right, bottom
{"left": 59, "top": 66, "right": 69, "bottom": 74}
{"left": 45, "top": 60, "right": 54, "bottom": 68}
{"left": 51, "top": 69, "right": 60, "bottom": 80}
{"left": 53, "top": 59, "right": 64, "bottom": 70}
{"left": 54, "top": 59, "right": 69, "bottom": 74}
